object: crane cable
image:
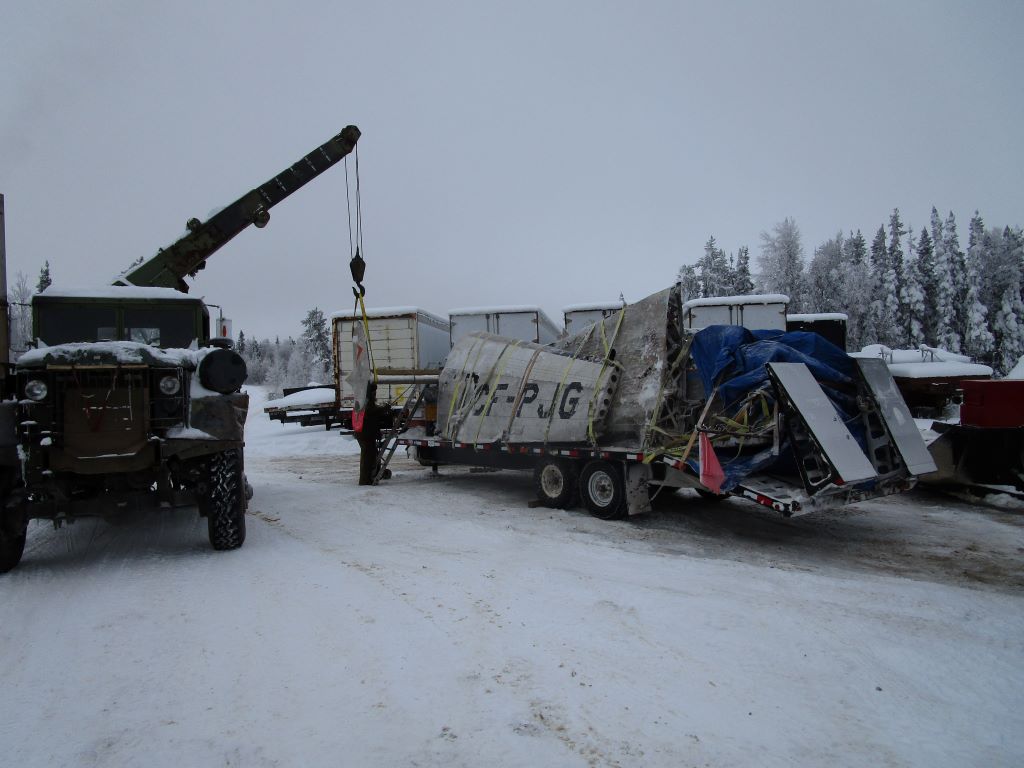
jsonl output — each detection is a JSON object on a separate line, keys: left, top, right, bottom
{"left": 345, "top": 148, "right": 376, "bottom": 383}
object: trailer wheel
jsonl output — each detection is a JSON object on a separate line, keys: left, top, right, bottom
{"left": 533, "top": 459, "right": 578, "bottom": 509}
{"left": 695, "top": 488, "right": 729, "bottom": 503}
{"left": 579, "top": 460, "right": 626, "bottom": 520}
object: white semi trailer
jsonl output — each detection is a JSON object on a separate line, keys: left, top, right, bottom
{"left": 562, "top": 302, "right": 622, "bottom": 335}
{"left": 332, "top": 306, "right": 450, "bottom": 404}
{"left": 389, "top": 286, "right": 935, "bottom": 519}
{"left": 449, "top": 305, "right": 562, "bottom": 347}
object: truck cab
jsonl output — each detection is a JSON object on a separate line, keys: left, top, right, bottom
{"left": 0, "top": 287, "right": 249, "bottom": 572}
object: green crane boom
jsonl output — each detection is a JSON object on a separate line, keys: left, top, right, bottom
{"left": 115, "top": 125, "right": 361, "bottom": 292}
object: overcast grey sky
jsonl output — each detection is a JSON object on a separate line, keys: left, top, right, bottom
{"left": 2, "top": 0, "right": 1021, "bottom": 340}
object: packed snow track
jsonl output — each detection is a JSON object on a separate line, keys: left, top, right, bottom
{"left": 1, "top": 387, "right": 1021, "bottom": 767}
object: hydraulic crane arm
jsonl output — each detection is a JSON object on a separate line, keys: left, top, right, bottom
{"left": 115, "top": 125, "right": 361, "bottom": 292}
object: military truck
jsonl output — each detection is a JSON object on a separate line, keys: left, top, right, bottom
{"left": 0, "top": 125, "right": 361, "bottom": 572}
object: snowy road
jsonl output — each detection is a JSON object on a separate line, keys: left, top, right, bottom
{"left": 2, "top": 387, "right": 1022, "bottom": 767}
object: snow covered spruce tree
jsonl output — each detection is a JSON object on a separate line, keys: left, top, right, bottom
{"left": 943, "top": 211, "right": 968, "bottom": 350}
{"left": 301, "top": 307, "right": 332, "bottom": 379}
{"left": 868, "top": 225, "right": 900, "bottom": 347}
{"left": 840, "top": 230, "right": 872, "bottom": 350}
{"left": 928, "top": 208, "right": 960, "bottom": 352}
{"left": 961, "top": 213, "right": 995, "bottom": 362}
{"left": 758, "top": 218, "right": 806, "bottom": 311}
{"left": 676, "top": 263, "right": 700, "bottom": 303}
{"left": 902, "top": 227, "right": 927, "bottom": 347}
{"left": 806, "top": 233, "right": 845, "bottom": 315}
{"left": 732, "top": 246, "right": 754, "bottom": 294}
{"left": 887, "top": 209, "right": 908, "bottom": 344}
{"left": 36, "top": 261, "right": 52, "bottom": 293}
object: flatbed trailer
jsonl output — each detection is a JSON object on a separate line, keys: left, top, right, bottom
{"left": 388, "top": 286, "right": 935, "bottom": 519}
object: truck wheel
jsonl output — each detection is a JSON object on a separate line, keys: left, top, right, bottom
{"left": 533, "top": 459, "right": 578, "bottom": 509}
{"left": 202, "top": 449, "right": 247, "bottom": 551}
{"left": 0, "top": 527, "right": 26, "bottom": 574}
{"left": 0, "top": 471, "right": 25, "bottom": 573}
{"left": 579, "top": 460, "right": 626, "bottom": 520}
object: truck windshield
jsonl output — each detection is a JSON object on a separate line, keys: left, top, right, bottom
{"left": 124, "top": 307, "right": 197, "bottom": 348}
{"left": 37, "top": 305, "right": 118, "bottom": 346}
{"left": 36, "top": 304, "right": 198, "bottom": 348}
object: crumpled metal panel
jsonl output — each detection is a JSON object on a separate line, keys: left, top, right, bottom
{"left": 189, "top": 393, "right": 249, "bottom": 442}
{"left": 437, "top": 333, "right": 616, "bottom": 444}
{"left": 553, "top": 287, "right": 676, "bottom": 449}
{"left": 855, "top": 358, "right": 938, "bottom": 476}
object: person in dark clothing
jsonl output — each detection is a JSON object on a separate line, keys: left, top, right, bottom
{"left": 355, "top": 384, "right": 392, "bottom": 485}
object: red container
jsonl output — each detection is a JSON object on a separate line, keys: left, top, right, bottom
{"left": 960, "top": 380, "right": 1024, "bottom": 428}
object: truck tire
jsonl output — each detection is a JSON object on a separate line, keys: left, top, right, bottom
{"left": 0, "top": 527, "right": 25, "bottom": 574}
{"left": 0, "top": 471, "right": 25, "bottom": 573}
{"left": 533, "top": 459, "right": 578, "bottom": 509}
{"left": 579, "top": 460, "right": 626, "bottom": 520}
{"left": 202, "top": 449, "right": 247, "bottom": 551}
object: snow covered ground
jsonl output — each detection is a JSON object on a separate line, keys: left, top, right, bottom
{"left": 2, "top": 386, "right": 1022, "bottom": 767}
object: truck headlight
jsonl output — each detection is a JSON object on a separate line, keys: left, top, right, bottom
{"left": 25, "top": 379, "right": 48, "bottom": 401}
{"left": 159, "top": 375, "right": 181, "bottom": 395}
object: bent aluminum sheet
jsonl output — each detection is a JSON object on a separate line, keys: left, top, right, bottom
{"left": 438, "top": 333, "right": 616, "bottom": 444}
{"left": 553, "top": 286, "right": 675, "bottom": 449}
{"left": 768, "top": 362, "right": 878, "bottom": 484}
{"left": 855, "top": 357, "right": 938, "bottom": 476}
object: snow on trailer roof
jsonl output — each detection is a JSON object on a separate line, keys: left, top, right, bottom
{"left": 562, "top": 301, "right": 624, "bottom": 313}
{"left": 329, "top": 306, "right": 448, "bottom": 324}
{"left": 682, "top": 293, "right": 789, "bottom": 309}
{"left": 887, "top": 362, "right": 994, "bottom": 379}
{"left": 850, "top": 344, "right": 994, "bottom": 378}
{"left": 447, "top": 305, "right": 551, "bottom": 316}
{"left": 787, "top": 313, "right": 848, "bottom": 322}
{"left": 36, "top": 285, "right": 202, "bottom": 301}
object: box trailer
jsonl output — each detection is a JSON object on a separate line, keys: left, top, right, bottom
{"left": 562, "top": 302, "right": 622, "bottom": 336}
{"left": 682, "top": 294, "right": 789, "bottom": 330}
{"left": 333, "top": 306, "right": 450, "bottom": 405}
{"left": 386, "top": 285, "right": 935, "bottom": 519}
{"left": 449, "top": 305, "right": 562, "bottom": 347}
{"left": 787, "top": 312, "right": 848, "bottom": 351}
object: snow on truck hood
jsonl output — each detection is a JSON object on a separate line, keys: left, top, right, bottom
{"left": 18, "top": 341, "right": 201, "bottom": 369}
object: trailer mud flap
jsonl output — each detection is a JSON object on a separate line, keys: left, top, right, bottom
{"left": 624, "top": 463, "right": 652, "bottom": 515}
{"left": 854, "top": 358, "right": 938, "bottom": 476}
{"left": 767, "top": 362, "right": 877, "bottom": 491}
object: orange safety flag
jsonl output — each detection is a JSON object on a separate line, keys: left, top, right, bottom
{"left": 699, "top": 431, "right": 725, "bottom": 494}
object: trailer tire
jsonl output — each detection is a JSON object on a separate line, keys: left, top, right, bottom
{"left": 579, "top": 460, "right": 626, "bottom": 520}
{"left": 533, "top": 459, "right": 578, "bottom": 509}
{"left": 695, "top": 488, "right": 729, "bottom": 503}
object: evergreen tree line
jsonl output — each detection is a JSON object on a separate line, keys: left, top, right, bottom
{"left": 680, "top": 209, "right": 1024, "bottom": 373}
{"left": 236, "top": 308, "right": 332, "bottom": 398}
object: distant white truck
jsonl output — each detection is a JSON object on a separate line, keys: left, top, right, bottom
{"left": 682, "top": 294, "right": 789, "bottom": 330}
{"left": 562, "top": 302, "right": 622, "bottom": 335}
{"left": 449, "top": 306, "right": 562, "bottom": 347}
{"left": 264, "top": 306, "right": 449, "bottom": 430}
{"left": 332, "top": 307, "right": 450, "bottom": 404}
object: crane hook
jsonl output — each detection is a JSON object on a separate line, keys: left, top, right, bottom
{"left": 350, "top": 248, "right": 366, "bottom": 297}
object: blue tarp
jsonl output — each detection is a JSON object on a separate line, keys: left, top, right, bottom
{"left": 687, "top": 326, "right": 861, "bottom": 490}
{"left": 690, "top": 326, "right": 856, "bottom": 409}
